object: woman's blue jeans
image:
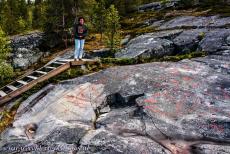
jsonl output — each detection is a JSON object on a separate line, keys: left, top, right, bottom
{"left": 74, "top": 39, "right": 85, "bottom": 59}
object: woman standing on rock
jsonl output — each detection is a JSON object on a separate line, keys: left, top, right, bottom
{"left": 73, "top": 17, "right": 88, "bottom": 61}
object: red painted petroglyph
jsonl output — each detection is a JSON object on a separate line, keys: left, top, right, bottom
{"left": 64, "top": 94, "right": 87, "bottom": 108}
{"left": 144, "top": 97, "right": 157, "bottom": 104}
{"left": 182, "top": 76, "right": 192, "bottom": 81}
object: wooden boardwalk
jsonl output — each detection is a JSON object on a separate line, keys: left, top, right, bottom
{"left": 0, "top": 59, "right": 99, "bottom": 106}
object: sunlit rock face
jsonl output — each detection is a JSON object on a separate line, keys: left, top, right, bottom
{"left": 1, "top": 52, "right": 230, "bottom": 153}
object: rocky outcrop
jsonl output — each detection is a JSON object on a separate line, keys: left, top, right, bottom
{"left": 116, "top": 16, "right": 230, "bottom": 59}
{"left": 1, "top": 50, "right": 230, "bottom": 153}
{"left": 10, "top": 32, "right": 45, "bottom": 70}
{"left": 10, "top": 31, "right": 65, "bottom": 70}
{"left": 158, "top": 16, "right": 230, "bottom": 30}
{"left": 137, "top": 0, "right": 180, "bottom": 12}
{"left": 116, "top": 36, "right": 175, "bottom": 59}
{"left": 84, "top": 48, "right": 113, "bottom": 59}
{"left": 120, "top": 35, "right": 131, "bottom": 46}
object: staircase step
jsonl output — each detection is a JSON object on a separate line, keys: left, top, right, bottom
{"left": 35, "top": 71, "right": 47, "bottom": 75}
{"left": 57, "top": 59, "right": 71, "bottom": 62}
{"left": 27, "top": 76, "right": 38, "bottom": 80}
{"left": 17, "top": 80, "right": 28, "bottom": 85}
{"left": 45, "top": 66, "right": 56, "bottom": 69}
{"left": 7, "top": 85, "right": 18, "bottom": 91}
{"left": 52, "top": 62, "right": 66, "bottom": 65}
{"left": 0, "top": 90, "right": 7, "bottom": 97}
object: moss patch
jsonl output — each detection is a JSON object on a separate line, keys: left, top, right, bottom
{"left": 101, "top": 51, "right": 207, "bottom": 65}
{"left": 0, "top": 100, "right": 21, "bottom": 133}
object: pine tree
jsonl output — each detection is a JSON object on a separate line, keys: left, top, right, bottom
{"left": 112, "top": 0, "right": 126, "bottom": 16}
{"left": 0, "top": 0, "right": 30, "bottom": 34}
{"left": 18, "top": 0, "right": 27, "bottom": 19}
{"left": 0, "top": 27, "right": 13, "bottom": 81}
{"left": 105, "top": 5, "right": 121, "bottom": 50}
{"left": 33, "top": 0, "right": 46, "bottom": 29}
{"left": 0, "top": 0, "right": 18, "bottom": 34}
{"left": 92, "top": 0, "right": 106, "bottom": 41}
{"left": 26, "top": 4, "right": 33, "bottom": 29}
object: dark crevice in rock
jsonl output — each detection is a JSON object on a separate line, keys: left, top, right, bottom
{"left": 93, "top": 108, "right": 100, "bottom": 130}
{"left": 94, "top": 93, "right": 145, "bottom": 129}
{"left": 106, "top": 93, "right": 145, "bottom": 109}
{"left": 141, "top": 107, "right": 172, "bottom": 141}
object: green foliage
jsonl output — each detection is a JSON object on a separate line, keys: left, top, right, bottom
{"left": 43, "top": 0, "right": 96, "bottom": 32}
{"left": 101, "top": 58, "right": 137, "bottom": 65}
{"left": 0, "top": 61, "right": 14, "bottom": 81}
{"left": 0, "top": 0, "right": 34, "bottom": 34}
{"left": 32, "top": 0, "right": 46, "bottom": 29}
{"left": 101, "top": 51, "right": 207, "bottom": 65}
{"left": 0, "top": 28, "right": 11, "bottom": 60}
{"left": 109, "top": 0, "right": 126, "bottom": 16}
{"left": 92, "top": 0, "right": 106, "bottom": 41}
{"left": 105, "top": 5, "right": 121, "bottom": 50}
{"left": 27, "top": 7, "right": 33, "bottom": 29}
{"left": 198, "top": 32, "right": 206, "bottom": 40}
{"left": 0, "top": 27, "right": 13, "bottom": 80}
{"left": 161, "top": 51, "right": 207, "bottom": 62}
{"left": 0, "top": 100, "right": 21, "bottom": 133}
{"left": 161, "top": 0, "right": 170, "bottom": 5}
{"left": 17, "top": 16, "right": 27, "bottom": 32}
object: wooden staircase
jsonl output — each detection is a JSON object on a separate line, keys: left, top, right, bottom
{"left": 0, "top": 59, "right": 99, "bottom": 106}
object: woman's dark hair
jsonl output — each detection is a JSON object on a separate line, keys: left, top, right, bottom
{"left": 78, "top": 17, "right": 85, "bottom": 22}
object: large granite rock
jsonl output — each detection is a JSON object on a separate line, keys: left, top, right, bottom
{"left": 115, "top": 37, "right": 174, "bottom": 59}
{"left": 137, "top": 0, "right": 180, "bottom": 12}
{"left": 158, "top": 16, "right": 230, "bottom": 30}
{"left": 137, "top": 0, "right": 230, "bottom": 12}
{"left": 10, "top": 31, "right": 65, "bottom": 70}
{"left": 116, "top": 16, "right": 230, "bottom": 59}
{"left": 1, "top": 51, "right": 230, "bottom": 153}
{"left": 173, "top": 29, "right": 206, "bottom": 54}
{"left": 10, "top": 32, "right": 45, "bottom": 70}
{"left": 198, "top": 29, "right": 230, "bottom": 53}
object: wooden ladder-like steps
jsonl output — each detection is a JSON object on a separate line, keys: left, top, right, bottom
{"left": 0, "top": 58, "right": 99, "bottom": 106}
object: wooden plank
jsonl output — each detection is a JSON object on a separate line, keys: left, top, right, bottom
{"left": 45, "top": 66, "right": 56, "bottom": 69}
{"left": 27, "top": 76, "right": 38, "bottom": 80}
{"left": 70, "top": 59, "right": 100, "bottom": 66}
{"left": 81, "top": 58, "right": 98, "bottom": 62}
{"left": 52, "top": 62, "right": 66, "bottom": 65}
{"left": 17, "top": 80, "right": 28, "bottom": 85}
{"left": 0, "top": 91, "right": 7, "bottom": 97}
{"left": 0, "top": 63, "right": 70, "bottom": 105}
{"left": 6, "top": 85, "right": 18, "bottom": 91}
{"left": 58, "top": 59, "right": 73, "bottom": 62}
{"left": 0, "top": 60, "right": 98, "bottom": 105}
{"left": 35, "top": 71, "right": 47, "bottom": 75}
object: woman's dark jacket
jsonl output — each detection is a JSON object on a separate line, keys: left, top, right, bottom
{"left": 73, "top": 23, "right": 88, "bottom": 40}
